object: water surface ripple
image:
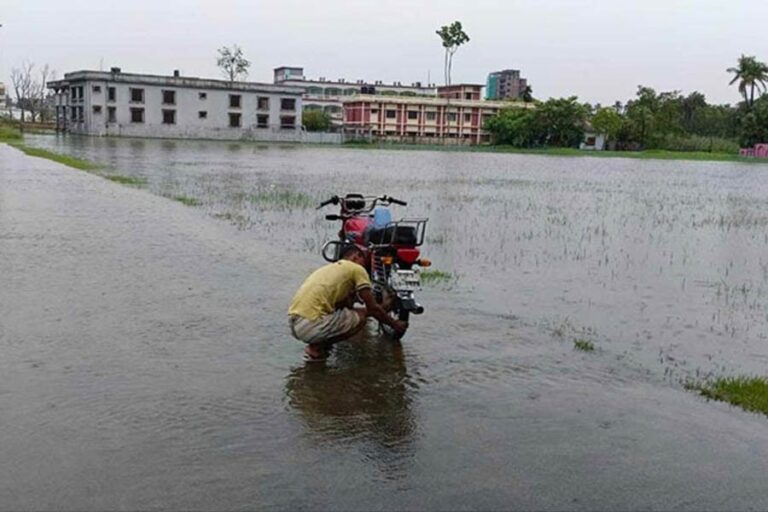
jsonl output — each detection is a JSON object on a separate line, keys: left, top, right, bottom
{"left": 3, "top": 137, "right": 768, "bottom": 510}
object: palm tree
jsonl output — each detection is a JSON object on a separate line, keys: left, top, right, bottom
{"left": 436, "top": 21, "right": 470, "bottom": 85}
{"left": 727, "top": 55, "right": 768, "bottom": 108}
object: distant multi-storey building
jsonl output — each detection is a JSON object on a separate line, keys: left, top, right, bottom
{"left": 274, "top": 66, "right": 436, "bottom": 129}
{"left": 486, "top": 69, "right": 529, "bottom": 101}
{"left": 47, "top": 68, "right": 304, "bottom": 142}
{"left": 343, "top": 84, "right": 530, "bottom": 145}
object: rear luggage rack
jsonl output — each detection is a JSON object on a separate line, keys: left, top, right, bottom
{"left": 367, "top": 218, "right": 428, "bottom": 247}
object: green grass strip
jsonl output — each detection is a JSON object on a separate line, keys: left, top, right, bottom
{"left": 247, "top": 189, "right": 315, "bottom": 209}
{"left": 573, "top": 338, "right": 595, "bottom": 352}
{"left": 686, "top": 376, "right": 768, "bottom": 416}
{"left": 168, "top": 194, "right": 202, "bottom": 206}
{"left": 343, "top": 142, "right": 766, "bottom": 164}
{"left": 5, "top": 141, "right": 101, "bottom": 171}
{"left": 421, "top": 269, "right": 453, "bottom": 284}
{"left": 105, "top": 175, "right": 148, "bottom": 186}
{"left": 0, "top": 126, "right": 23, "bottom": 140}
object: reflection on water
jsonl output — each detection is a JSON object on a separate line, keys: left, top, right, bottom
{"left": 285, "top": 333, "right": 418, "bottom": 480}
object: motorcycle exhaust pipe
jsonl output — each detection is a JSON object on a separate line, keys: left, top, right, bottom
{"left": 400, "top": 297, "right": 425, "bottom": 315}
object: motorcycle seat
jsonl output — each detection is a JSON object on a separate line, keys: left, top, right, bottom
{"left": 366, "top": 225, "right": 417, "bottom": 246}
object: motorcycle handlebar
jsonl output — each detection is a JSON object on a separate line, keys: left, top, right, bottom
{"left": 316, "top": 196, "right": 339, "bottom": 209}
{"left": 386, "top": 196, "right": 407, "bottom": 206}
{"left": 318, "top": 194, "right": 407, "bottom": 210}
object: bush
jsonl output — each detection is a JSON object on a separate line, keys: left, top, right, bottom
{"left": 302, "top": 109, "right": 332, "bottom": 132}
{"left": 657, "top": 134, "right": 739, "bottom": 153}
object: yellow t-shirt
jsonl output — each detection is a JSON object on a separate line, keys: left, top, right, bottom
{"left": 288, "top": 260, "right": 372, "bottom": 320}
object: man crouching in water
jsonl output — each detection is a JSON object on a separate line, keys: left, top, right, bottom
{"left": 288, "top": 244, "right": 408, "bottom": 361}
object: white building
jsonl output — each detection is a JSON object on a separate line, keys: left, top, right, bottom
{"left": 580, "top": 132, "right": 606, "bottom": 151}
{"left": 48, "top": 68, "right": 304, "bottom": 142}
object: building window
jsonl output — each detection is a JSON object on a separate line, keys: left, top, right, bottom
{"left": 280, "top": 98, "right": 296, "bottom": 111}
{"left": 93, "top": 105, "right": 102, "bottom": 114}
{"left": 229, "top": 113, "right": 241, "bottom": 127}
{"left": 426, "top": 111, "right": 437, "bottom": 121}
{"left": 70, "top": 108, "right": 77, "bottom": 122}
{"left": 162, "top": 109, "right": 176, "bottom": 125}
{"left": 407, "top": 111, "right": 418, "bottom": 120}
{"left": 465, "top": 93, "right": 473, "bottom": 100}
{"left": 93, "top": 85, "right": 101, "bottom": 93}
{"left": 162, "top": 90, "right": 176, "bottom": 105}
{"left": 280, "top": 115, "right": 296, "bottom": 129}
{"left": 257, "top": 97, "right": 269, "bottom": 110}
{"left": 107, "top": 106, "right": 116, "bottom": 123}
{"left": 464, "top": 113, "right": 472, "bottom": 122}
{"left": 229, "top": 94, "right": 241, "bottom": 108}
{"left": 108, "top": 87, "right": 116, "bottom": 102}
{"left": 257, "top": 114, "right": 269, "bottom": 128}
{"left": 130, "top": 88, "right": 144, "bottom": 103}
{"left": 78, "top": 107, "right": 84, "bottom": 123}
{"left": 447, "top": 113, "right": 457, "bottom": 122}
{"left": 198, "top": 111, "right": 207, "bottom": 119}
{"left": 386, "top": 110, "right": 396, "bottom": 119}
{"left": 199, "top": 92, "right": 207, "bottom": 100}
{"left": 130, "top": 108, "right": 144, "bottom": 123}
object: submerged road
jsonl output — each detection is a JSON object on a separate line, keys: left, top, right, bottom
{"left": 3, "top": 142, "right": 768, "bottom": 511}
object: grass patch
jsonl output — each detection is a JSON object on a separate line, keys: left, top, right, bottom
{"left": 247, "top": 189, "right": 315, "bottom": 209}
{"left": 104, "top": 174, "right": 147, "bottom": 186}
{"left": 573, "top": 338, "right": 595, "bottom": 352}
{"left": 168, "top": 194, "right": 201, "bottom": 206}
{"left": 6, "top": 141, "right": 101, "bottom": 171}
{"left": 685, "top": 376, "right": 768, "bottom": 416}
{"left": 0, "top": 125, "right": 22, "bottom": 140}
{"left": 421, "top": 269, "right": 453, "bottom": 284}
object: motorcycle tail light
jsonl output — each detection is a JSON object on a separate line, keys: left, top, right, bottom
{"left": 380, "top": 255, "right": 394, "bottom": 265}
{"left": 417, "top": 258, "right": 432, "bottom": 267}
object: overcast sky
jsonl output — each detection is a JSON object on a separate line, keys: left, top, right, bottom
{"left": 1, "top": 0, "right": 766, "bottom": 105}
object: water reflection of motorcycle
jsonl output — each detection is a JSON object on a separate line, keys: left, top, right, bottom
{"left": 284, "top": 340, "right": 417, "bottom": 471}
{"left": 316, "top": 194, "right": 430, "bottom": 337}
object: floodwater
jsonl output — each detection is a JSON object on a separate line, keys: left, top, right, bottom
{"left": 3, "top": 135, "right": 768, "bottom": 510}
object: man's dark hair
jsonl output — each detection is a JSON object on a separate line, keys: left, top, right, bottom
{"left": 340, "top": 243, "right": 364, "bottom": 259}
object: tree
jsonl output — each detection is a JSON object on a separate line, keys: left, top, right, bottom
{"left": 217, "top": 44, "right": 251, "bottom": 83}
{"left": 10, "top": 61, "right": 34, "bottom": 126}
{"left": 531, "top": 97, "right": 589, "bottom": 147}
{"left": 591, "top": 108, "right": 623, "bottom": 148}
{"left": 738, "top": 96, "right": 768, "bottom": 146}
{"left": 727, "top": 54, "right": 768, "bottom": 108}
{"left": 436, "top": 21, "right": 470, "bottom": 85}
{"left": 680, "top": 91, "right": 707, "bottom": 131}
{"left": 484, "top": 107, "right": 535, "bottom": 147}
{"left": 521, "top": 85, "right": 534, "bottom": 103}
{"left": 34, "top": 64, "right": 56, "bottom": 123}
{"left": 302, "top": 109, "right": 332, "bottom": 132}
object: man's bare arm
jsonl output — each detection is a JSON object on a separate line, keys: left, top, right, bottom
{"left": 358, "top": 288, "right": 408, "bottom": 336}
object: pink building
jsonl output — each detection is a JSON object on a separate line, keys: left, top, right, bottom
{"left": 740, "top": 143, "right": 768, "bottom": 158}
{"left": 343, "top": 84, "right": 528, "bottom": 145}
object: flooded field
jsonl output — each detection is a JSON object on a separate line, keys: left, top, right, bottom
{"left": 5, "top": 135, "right": 768, "bottom": 509}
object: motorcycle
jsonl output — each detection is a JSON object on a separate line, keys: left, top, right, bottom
{"left": 317, "top": 193, "right": 430, "bottom": 335}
